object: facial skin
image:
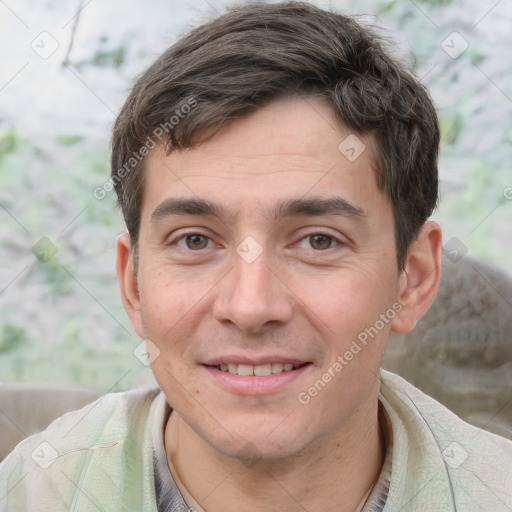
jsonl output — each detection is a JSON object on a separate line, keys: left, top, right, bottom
{"left": 117, "top": 97, "right": 442, "bottom": 511}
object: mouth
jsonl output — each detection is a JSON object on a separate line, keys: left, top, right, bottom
{"left": 202, "top": 361, "right": 313, "bottom": 395}
{"left": 210, "top": 362, "right": 310, "bottom": 376}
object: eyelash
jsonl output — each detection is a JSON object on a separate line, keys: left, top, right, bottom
{"left": 168, "top": 230, "right": 343, "bottom": 253}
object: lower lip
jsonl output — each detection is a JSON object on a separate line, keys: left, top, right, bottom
{"left": 203, "top": 364, "right": 312, "bottom": 395}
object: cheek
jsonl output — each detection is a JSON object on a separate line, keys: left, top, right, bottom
{"left": 138, "top": 267, "right": 221, "bottom": 375}
{"left": 300, "top": 269, "right": 397, "bottom": 372}
{"left": 298, "top": 266, "right": 394, "bottom": 326}
{"left": 139, "top": 266, "right": 202, "bottom": 329}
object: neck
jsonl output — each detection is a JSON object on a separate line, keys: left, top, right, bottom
{"left": 165, "top": 397, "right": 385, "bottom": 512}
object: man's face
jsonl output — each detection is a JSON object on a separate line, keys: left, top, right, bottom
{"left": 123, "top": 97, "right": 404, "bottom": 459}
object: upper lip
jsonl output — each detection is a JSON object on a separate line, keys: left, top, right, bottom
{"left": 202, "top": 355, "right": 311, "bottom": 366}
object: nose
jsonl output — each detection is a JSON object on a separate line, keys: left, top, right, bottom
{"left": 212, "top": 244, "right": 293, "bottom": 334}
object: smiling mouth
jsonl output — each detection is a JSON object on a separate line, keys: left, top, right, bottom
{"left": 210, "top": 362, "right": 311, "bottom": 376}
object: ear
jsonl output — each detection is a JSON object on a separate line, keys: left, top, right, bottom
{"left": 391, "top": 221, "right": 442, "bottom": 334}
{"left": 116, "top": 232, "right": 144, "bottom": 339}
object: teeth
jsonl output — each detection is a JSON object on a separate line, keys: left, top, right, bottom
{"left": 217, "top": 363, "right": 300, "bottom": 376}
{"left": 271, "top": 363, "right": 284, "bottom": 374}
{"left": 254, "top": 363, "right": 272, "bottom": 376}
{"left": 237, "top": 364, "right": 254, "bottom": 376}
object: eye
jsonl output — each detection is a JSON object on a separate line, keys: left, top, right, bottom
{"left": 297, "top": 233, "right": 341, "bottom": 251}
{"left": 175, "top": 233, "right": 212, "bottom": 250}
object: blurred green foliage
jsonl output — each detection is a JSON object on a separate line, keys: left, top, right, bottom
{"left": 0, "top": 325, "right": 27, "bottom": 355}
{"left": 56, "top": 135, "right": 84, "bottom": 146}
{"left": 90, "top": 36, "right": 126, "bottom": 68}
{"left": 0, "top": 129, "right": 19, "bottom": 165}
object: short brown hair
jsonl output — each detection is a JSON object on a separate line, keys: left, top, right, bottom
{"left": 111, "top": 1, "right": 439, "bottom": 270}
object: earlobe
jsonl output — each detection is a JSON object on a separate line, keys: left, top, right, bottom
{"left": 116, "top": 232, "right": 144, "bottom": 339}
{"left": 391, "top": 221, "right": 442, "bottom": 334}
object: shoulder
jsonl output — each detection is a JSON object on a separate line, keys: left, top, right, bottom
{"left": 0, "top": 386, "right": 162, "bottom": 511}
{"left": 380, "top": 369, "right": 512, "bottom": 458}
{"left": 8, "top": 385, "right": 161, "bottom": 453}
{"left": 380, "top": 370, "right": 512, "bottom": 510}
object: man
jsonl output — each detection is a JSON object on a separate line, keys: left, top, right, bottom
{"left": 1, "top": 2, "right": 511, "bottom": 511}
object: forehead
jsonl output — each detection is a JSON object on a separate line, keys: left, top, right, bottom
{"left": 187, "top": 96, "right": 375, "bottom": 166}
{"left": 140, "top": 97, "right": 386, "bottom": 222}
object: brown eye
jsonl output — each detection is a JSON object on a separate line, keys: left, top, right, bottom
{"left": 185, "top": 234, "right": 209, "bottom": 250}
{"left": 309, "top": 234, "right": 334, "bottom": 250}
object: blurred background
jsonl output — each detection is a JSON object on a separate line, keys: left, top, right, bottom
{"left": 0, "top": 0, "right": 511, "bottom": 393}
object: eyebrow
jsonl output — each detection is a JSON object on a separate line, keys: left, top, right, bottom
{"left": 150, "top": 196, "right": 366, "bottom": 224}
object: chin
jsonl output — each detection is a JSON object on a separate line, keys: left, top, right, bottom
{"left": 201, "top": 413, "right": 314, "bottom": 463}
{"left": 218, "top": 436, "right": 302, "bottom": 464}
